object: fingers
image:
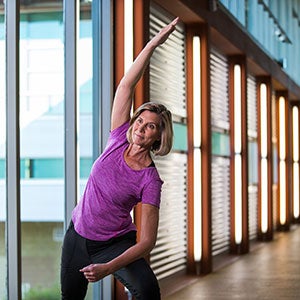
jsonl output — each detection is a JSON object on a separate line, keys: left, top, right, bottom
{"left": 164, "top": 17, "right": 179, "bottom": 36}
{"left": 171, "top": 17, "right": 179, "bottom": 27}
{"left": 80, "top": 265, "right": 96, "bottom": 282}
{"left": 151, "top": 16, "right": 179, "bottom": 46}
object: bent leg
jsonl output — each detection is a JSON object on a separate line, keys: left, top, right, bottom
{"left": 114, "top": 258, "right": 160, "bottom": 300}
{"left": 60, "top": 222, "right": 91, "bottom": 300}
{"left": 89, "top": 231, "right": 160, "bottom": 299}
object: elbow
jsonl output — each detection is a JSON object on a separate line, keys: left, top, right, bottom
{"left": 140, "top": 239, "right": 156, "bottom": 256}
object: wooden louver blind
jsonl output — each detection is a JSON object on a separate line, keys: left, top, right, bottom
{"left": 211, "top": 156, "right": 230, "bottom": 256}
{"left": 247, "top": 74, "right": 258, "bottom": 240}
{"left": 247, "top": 75, "right": 258, "bottom": 138}
{"left": 151, "top": 153, "right": 188, "bottom": 280}
{"left": 210, "top": 49, "right": 231, "bottom": 256}
{"left": 210, "top": 49, "right": 229, "bottom": 130}
{"left": 149, "top": 3, "right": 188, "bottom": 281}
{"left": 149, "top": 6, "right": 186, "bottom": 119}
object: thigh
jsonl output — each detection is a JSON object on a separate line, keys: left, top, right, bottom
{"left": 89, "top": 234, "right": 160, "bottom": 300}
{"left": 60, "top": 222, "right": 91, "bottom": 300}
{"left": 91, "top": 233, "right": 160, "bottom": 300}
{"left": 114, "top": 258, "right": 161, "bottom": 300}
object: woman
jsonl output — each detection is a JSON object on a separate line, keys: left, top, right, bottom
{"left": 60, "top": 17, "right": 179, "bottom": 300}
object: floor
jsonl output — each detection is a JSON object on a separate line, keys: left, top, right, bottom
{"left": 163, "top": 225, "right": 300, "bottom": 300}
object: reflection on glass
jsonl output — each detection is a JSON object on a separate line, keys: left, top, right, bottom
{"left": 0, "top": 2, "right": 6, "bottom": 299}
{"left": 20, "top": 2, "right": 64, "bottom": 298}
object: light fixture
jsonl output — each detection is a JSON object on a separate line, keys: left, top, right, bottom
{"left": 234, "top": 64, "right": 242, "bottom": 245}
{"left": 279, "top": 97, "right": 286, "bottom": 160}
{"left": 293, "top": 162, "right": 300, "bottom": 219}
{"left": 279, "top": 96, "right": 286, "bottom": 225}
{"left": 260, "top": 83, "right": 268, "bottom": 233}
{"left": 234, "top": 65, "right": 242, "bottom": 153}
{"left": 292, "top": 106, "right": 300, "bottom": 219}
{"left": 193, "top": 36, "right": 202, "bottom": 262}
{"left": 234, "top": 155, "right": 242, "bottom": 244}
{"left": 124, "top": 0, "right": 133, "bottom": 73}
{"left": 261, "top": 158, "right": 268, "bottom": 233}
{"left": 279, "top": 160, "right": 286, "bottom": 225}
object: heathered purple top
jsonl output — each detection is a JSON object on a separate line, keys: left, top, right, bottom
{"left": 72, "top": 121, "right": 163, "bottom": 241}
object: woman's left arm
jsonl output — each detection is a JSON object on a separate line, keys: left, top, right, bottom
{"left": 80, "top": 204, "right": 159, "bottom": 282}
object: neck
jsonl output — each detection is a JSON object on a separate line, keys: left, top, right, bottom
{"left": 124, "top": 144, "right": 152, "bottom": 170}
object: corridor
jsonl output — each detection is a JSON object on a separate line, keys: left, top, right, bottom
{"left": 164, "top": 225, "right": 300, "bottom": 300}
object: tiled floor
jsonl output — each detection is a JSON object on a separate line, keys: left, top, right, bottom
{"left": 163, "top": 225, "right": 300, "bottom": 300}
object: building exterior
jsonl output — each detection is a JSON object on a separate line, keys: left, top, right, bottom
{"left": 1, "top": 0, "right": 300, "bottom": 299}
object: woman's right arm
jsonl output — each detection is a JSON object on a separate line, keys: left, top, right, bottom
{"left": 110, "top": 17, "right": 179, "bottom": 131}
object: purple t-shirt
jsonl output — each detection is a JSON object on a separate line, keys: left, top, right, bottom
{"left": 72, "top": 122, "right": 163, "bottom": 241}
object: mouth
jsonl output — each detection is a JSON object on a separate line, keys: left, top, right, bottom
{"left": 134, "top": 132, "right": 144, "bottom": 140}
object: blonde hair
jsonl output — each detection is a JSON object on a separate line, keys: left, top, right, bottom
{"left": 126, "top": 102, "right": 173, "bottom": 156}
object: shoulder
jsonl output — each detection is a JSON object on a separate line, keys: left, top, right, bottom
{"left": 110, "top": 121, "right": 130, "bottom": 139}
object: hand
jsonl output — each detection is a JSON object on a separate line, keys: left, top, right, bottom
{"left": 80, "top": 263, "right": 110, "bottom": 282}
{"left": 150, "top": 17, "right": 179, "bottom": 47}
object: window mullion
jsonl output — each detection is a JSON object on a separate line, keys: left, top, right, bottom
{"left": 6, "top": 0, "right": 21, "bottom": 299}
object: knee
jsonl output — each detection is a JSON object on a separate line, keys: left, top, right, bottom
{"left": 129, "top": 271, "right": 161, "bottom": 300}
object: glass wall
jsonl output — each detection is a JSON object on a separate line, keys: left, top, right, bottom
{"left": 0, "top": 2, "right": 6, "bottom": 300}
{"left": 78, "top": 3, "right": 93, "bottom": 299}
{"left": 221, "top": 0, "right": 300, "bottom": 87}
{"left": 0, "top": 0, "right": 110, "bottom": 298}
{"left": 19, "top": 2, "right": 64, "bottom": 298}
{"left": 16, "top": 1, "right": 94, "bottom": 298}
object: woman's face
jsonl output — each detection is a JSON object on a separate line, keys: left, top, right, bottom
{"left": 131, "top": 110, "right": 161, "bottom": 149}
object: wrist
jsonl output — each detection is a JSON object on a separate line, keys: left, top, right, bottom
{"left": 105, "top": 261, "right": 116, "bottom": 275}
{"left": 146, "top": 39, "right": 158, "bottom": 51}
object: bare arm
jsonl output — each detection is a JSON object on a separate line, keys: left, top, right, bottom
{"left": 80, "top": 204, "right": 159, "bottom": 282}
{"left": 111, "top": 17, "right": 179, "bottom": 130}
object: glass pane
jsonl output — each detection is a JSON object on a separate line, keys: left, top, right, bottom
{"left": 212, "top": 131, "right": 230, "bottom": 156}
{"left": 173, "top": 123, "right": 187, "bottom": 152}
{"left": 20, "top": 2, "right": 64, "bottom": 298}
{"left": 0, "top": 1, "right": 6, "bottom": 299}
{"left": 78, "top": 2, "right": 93, "bottom": 299}
{"left": 248, "top": 140, "right": 258, "bottom": 184}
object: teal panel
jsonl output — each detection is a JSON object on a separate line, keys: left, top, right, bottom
{"left": 32, "top": 159, "right": 64, "bottom": 179}
{"left": 27, "top": 158, "right": 93, "bottom": 179}
{"left": 248, "top": 141, "right": 258, "bottom": 184}
{"left": 212, "top": 131, "right": 230, "bottom": 156}
{"left": 20, "top": 12, "right": 63, "bottom": 40}
{"left": 19, "top": 12, "right": 91, "bottom": 40}
{"left": 80, "top": 158, "right": 93, "bottom": 179}
{"left": 0, "top": 159, "right": 5, "bottom": 179}
{"left": 20, "top": 12, "right": 63, "bottom": 23}
{"left": 173, "top": 123, "right": 187, "bottom": 152}
{"left": 20, "top": 159, "right": 31, "bottom": 179}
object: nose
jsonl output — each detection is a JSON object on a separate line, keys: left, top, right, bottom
{"left": 138, "top": 124, "right": 146, "bottom": 132}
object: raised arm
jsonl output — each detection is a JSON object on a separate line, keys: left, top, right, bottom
{"left": 111, "top": 17, "right": 179, "bottom": 130}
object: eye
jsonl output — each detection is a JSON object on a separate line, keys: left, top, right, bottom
{"left": 147, "top": 123, "right": 156, "bottom": 130}
{"left": 137, "top": 118, "right": 143, "bottom": 124}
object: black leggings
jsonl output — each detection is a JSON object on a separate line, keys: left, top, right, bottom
{"left": 60, "top": 222, "right": 160, "bottom": 300}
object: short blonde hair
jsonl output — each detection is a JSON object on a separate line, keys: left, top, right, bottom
{"left": 127, "top": 102, "right": 173, "bottom": 156}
